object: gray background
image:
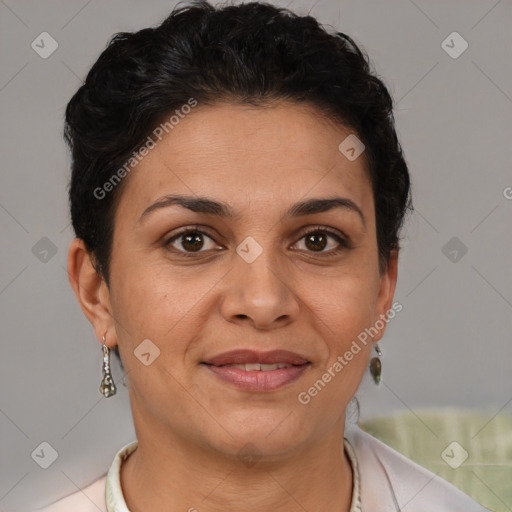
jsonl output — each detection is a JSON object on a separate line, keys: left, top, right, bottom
{"left": 1, "top": 0, "right": 511, "bottom": 510}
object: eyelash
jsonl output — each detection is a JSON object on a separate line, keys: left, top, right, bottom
{"left": 163, "top": 225, "right": 350, "bottom": 258}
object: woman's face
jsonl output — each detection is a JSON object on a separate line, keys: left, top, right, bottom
{"left": 94, "top": 101, "right": 396, "bottom": 456}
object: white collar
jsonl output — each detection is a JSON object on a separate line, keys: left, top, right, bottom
{"left": 104, "top": 425, "right": 489, "bottom": 511}
{"left": 105, "top": 437, "right": 362, "bottom": 512}
{"left": 343, "top": 425, "right": 490, "bottom": 511}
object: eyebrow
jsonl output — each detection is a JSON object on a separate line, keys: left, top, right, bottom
{"left": 138, "top": 194, "right": 365, "bottom": 226}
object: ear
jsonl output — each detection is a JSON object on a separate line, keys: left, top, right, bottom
{"left": 372, "top": 249, "right": 399, "bottom": 342}
{"left": 67, "top": 238, "right": 117, "bottom": 348}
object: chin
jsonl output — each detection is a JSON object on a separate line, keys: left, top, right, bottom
{"left": 209, "top": 411, "right": 311, "bottom": 457}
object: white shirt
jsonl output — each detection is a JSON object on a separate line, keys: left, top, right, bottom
{"left": 35, "top": 425, "right": 490, "bottom": 511}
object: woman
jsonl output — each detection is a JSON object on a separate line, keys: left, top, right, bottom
{"left": 41, "top": 1, "right": 491, "bottom": 510}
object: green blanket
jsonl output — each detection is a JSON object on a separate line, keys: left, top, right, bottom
{"left": 360, "top": 408, "right": 512, "bottom": 512}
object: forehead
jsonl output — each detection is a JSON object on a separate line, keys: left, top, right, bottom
{"left": 114, "top": 101, "right": 373, "bottom": 223}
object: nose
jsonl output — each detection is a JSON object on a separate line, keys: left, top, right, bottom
{"left": 220, "top": 246, "right": 301, "bottom": 330}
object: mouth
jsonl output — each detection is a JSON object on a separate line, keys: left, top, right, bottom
{"left": 201, "top": 349, "right": 311, "bottom": 392}
{"left": 202, "top": 349, "right": 310, "bottom": 366}
{"left": 208, "top": 362, "right": 296, "bottom": 371}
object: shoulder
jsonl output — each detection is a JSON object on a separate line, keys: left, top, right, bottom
{"left": 345, "top": 425, "right": 492, "bottom": 511}
{"left": 33, "top": 474, "right": 107, "bottom": 512}
{"left": 32, "top": 440, "right": 137, "bottom": 512}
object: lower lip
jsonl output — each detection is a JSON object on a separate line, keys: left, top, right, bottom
{"left": 202, "top": 363, "right": 310, "bottom": 392}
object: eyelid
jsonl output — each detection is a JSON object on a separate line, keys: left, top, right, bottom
{"left": 164, "top": 224, "right": 350, "bottom": 255}
{"left": 164, "top": 225, "right": 221, "bottom": 249}
{"left": 291, "top": 225, "right": 351, "bottom": 252}
{"left": 294, "top": 225, "right": 348, "bottom": 241}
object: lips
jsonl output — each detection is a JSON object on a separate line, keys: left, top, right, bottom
{"left": 202, "top": 349, "right": 310, "bottom": 367}
{"left": 201, "top": 349, "right": 311, "bottom": 392}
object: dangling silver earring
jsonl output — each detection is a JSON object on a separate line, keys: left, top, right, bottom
{"left": 369, "top": 343, "right": 382, "bottom": 385}
{"left": 99, "top": 333, "right": 117, "bottom": 397}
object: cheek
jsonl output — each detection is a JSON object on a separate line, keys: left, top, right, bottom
{"left": 295, "top": 277, "right": 376, "bottom": 428}
{"left": 109, "top": 259, "right": 218, "bottom": 358}
{"left": 304, "top": 269, "right": 379, "bottom": 378}
{"left": 312, "top": 265, "right": 379, "bottom": 328}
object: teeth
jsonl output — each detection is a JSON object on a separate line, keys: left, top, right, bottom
{"left": 261, "top": 363, "right": 280, "bottom": 371}
{"left": 221, "top": 363, "right": 293, "bottom": 371}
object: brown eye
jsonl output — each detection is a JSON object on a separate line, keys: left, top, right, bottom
{"left": 294, "top": 227, "right": 348, "bottom": 255}
{"left": 304, "top": 232, "right": 328, "bottom": 252}
{"left": 180, "top": 232, "right": 204, "bottom": 252}
{"left": 165, "top": 228, "right": 219, "bottom": 254}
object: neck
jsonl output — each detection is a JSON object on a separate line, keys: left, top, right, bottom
{"left": 120, "top": 417, "right": 353, "bottom": 512}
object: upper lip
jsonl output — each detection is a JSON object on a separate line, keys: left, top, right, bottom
{"left": 203, "top": 349, "right": 310, "bottom": 366}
